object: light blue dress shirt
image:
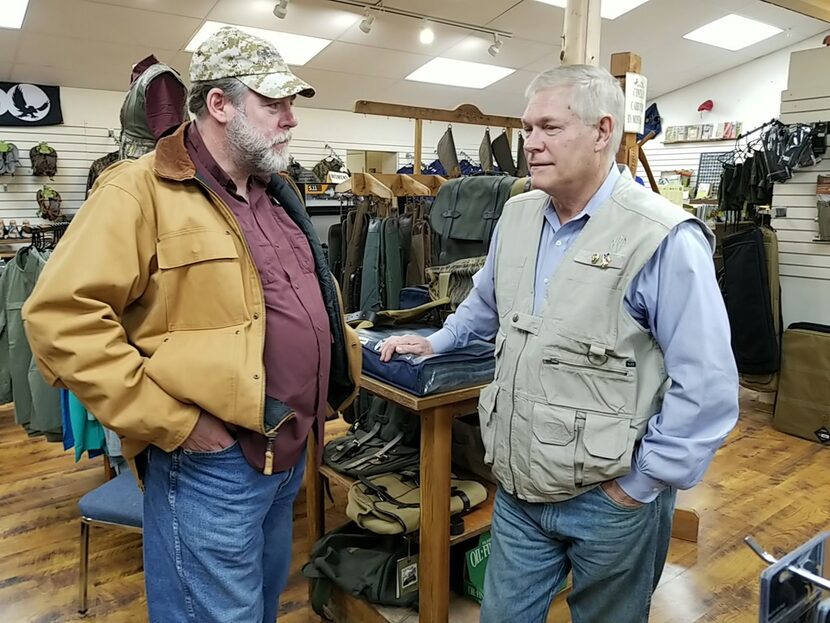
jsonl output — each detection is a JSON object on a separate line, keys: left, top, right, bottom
{"left": 428, "top": 166, "right": 739, "bottom": 503}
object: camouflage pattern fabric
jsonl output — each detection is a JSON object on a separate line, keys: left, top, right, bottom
{"left": 426, "top": 256, "right": 486, "bottom": 308}
{"left": 190, "top": 26, "right": 315, "bottom": 99}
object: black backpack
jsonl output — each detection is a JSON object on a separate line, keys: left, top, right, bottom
{"left": 30, "top": 142, "right": 58, "bottom": 178}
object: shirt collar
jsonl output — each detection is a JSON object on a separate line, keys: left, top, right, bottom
{"left": 545, "top": 163, "right": 621, "bottom": 230}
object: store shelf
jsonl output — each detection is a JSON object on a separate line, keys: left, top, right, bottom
{"left": 319, "top": 464, "right": 495, "bottom": 547}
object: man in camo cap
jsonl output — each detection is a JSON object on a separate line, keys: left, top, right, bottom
{"left": 24, "top": 24, "right": 359, "bottom": 623}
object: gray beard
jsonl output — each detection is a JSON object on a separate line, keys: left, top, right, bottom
{"left": 226, "top": 111, "right": 291, "bottom": 177}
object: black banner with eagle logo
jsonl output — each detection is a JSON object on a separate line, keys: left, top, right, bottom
{"left": 0, "top": 82, "right": 63, "bottom": 126}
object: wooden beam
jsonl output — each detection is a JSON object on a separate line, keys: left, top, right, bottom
{"left": 354, "top": 100, "right": 522, "bottom": 129}
{"left": 561, "top": 0, "right": 601, "bottom": 66}
{"left": 611, "top": 52, "right": 642, "bottom": 177}
{"left": 760, "top": 0, "right": 830, "bottom": 21}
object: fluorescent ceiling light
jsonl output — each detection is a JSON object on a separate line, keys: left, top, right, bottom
{"left": 0, "top": 0, "right": 29, "bottom": 29}
{"left": 535, "top": 0, "right": 649, "bottom": 20}
{"left": 406, "top": 58, "right": 514, "bottom": 89}
{"left": 185, "top": 21, "right": 332, "bottom": 65}
{"left": 683, "top": 14, "right": 782, "bottom": 51}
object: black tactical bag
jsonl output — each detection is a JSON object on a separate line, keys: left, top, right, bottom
{"left": 324, "top": 393, "right": 419, "bottom": 477}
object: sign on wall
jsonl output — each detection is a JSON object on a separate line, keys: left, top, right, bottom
{"left": 0, "top": 82, "right": 63, "bottom": 127}
{"left": 623, "top": 72, "right": 647, "bottom": 135}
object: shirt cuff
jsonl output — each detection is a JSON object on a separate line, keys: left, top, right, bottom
{"left": 427, "top": 328, "right": 456, "bottom": 354}
{"left": 615, "top": 469, "right": 666, "bottom": 504}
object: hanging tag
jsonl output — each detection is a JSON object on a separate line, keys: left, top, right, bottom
{"left": 396, "top": 553, "right": 420, "bottom": 598}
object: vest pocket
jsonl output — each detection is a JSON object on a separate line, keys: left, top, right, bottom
{"left": 529, "top": 403, "right": 576, "bottom": 492}
{"left": 576, "top": 411, "right": 635, "bottom": 487}
{"left": 477, "top": 383, "right": 499, "bottom": 465}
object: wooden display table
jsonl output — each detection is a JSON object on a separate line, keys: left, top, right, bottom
{"left": 306, "top": 375, "right": 699, "bottom": 623}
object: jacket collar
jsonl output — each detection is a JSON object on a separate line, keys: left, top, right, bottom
{"left": 153, "top": 122, "right": 303, "bottom": 207}
{"left": 153, "top": 122, "right": 198, "bottom": 182}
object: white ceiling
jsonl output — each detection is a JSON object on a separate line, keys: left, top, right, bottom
{"left": 0, "top": 0, "right": 828, "bottom": 118}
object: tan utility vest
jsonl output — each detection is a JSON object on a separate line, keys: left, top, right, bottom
{"left": 119, "top": 64, "right": 185, "bottom": 160}
{"left": 478, "top": 169, "right": 714, "bottom": 503}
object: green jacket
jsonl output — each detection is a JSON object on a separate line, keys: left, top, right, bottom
{"left": 0, "top": 247, "right": 61, "bottom": 441}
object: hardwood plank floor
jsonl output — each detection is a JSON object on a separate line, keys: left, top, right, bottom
{"left": 0, "top": 391, "right": 827, "bottom": 623}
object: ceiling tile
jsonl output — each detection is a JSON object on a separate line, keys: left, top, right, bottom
{"left": 488, "top": 2, "right": 566, "bottom": 44}
{"left": 291, "top": 66, "right": 401, "bottom": 111}
{"left": 440, "top": 34, "right": 555, "bottom": 70}
{"left": 487, "top": 70, "right": 538, "bottom": 95}
{"left": 336, "top": 10, "right": 469, "bottom": 55}
{"left": 8, "top": 62, "right": 62, "bottom": 88}
{"left": 0, "top": 63, "right": 13, "bottom": 81}
{"left": 0, "top": 31, "right": 21, "bottom": 65}
{"left": 383, "top": 0, "right": 517, "bottom": 25}
{"left": 15, "top": 33, "right": 162, "bottom": 89}
{"left": 208, "top": 0, "right": 361, "bottom": 40}
{"left": 305, "top": 41, "right": 432, "bottom": 80}
{"left": 24, "top": 0, "right": 201, "bottom": 53}
{"left": 84, "top": 0, "right": 218, "bottom": 19}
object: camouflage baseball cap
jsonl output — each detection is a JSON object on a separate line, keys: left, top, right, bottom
{"left": 190, "top": 26, "right": 315, "bottom": 99}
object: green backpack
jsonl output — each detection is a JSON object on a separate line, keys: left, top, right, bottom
{"left": 429, "top": 175, "right": 518, "bottom": 265}
{"left": 302, "top": 522, "right": 419, "bottom": 615}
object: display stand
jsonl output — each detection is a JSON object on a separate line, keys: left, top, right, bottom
{"left": 306, "top": 375, "right": 698, "bottom": 622}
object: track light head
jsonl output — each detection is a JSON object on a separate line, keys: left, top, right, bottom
{"left": 488, "top": 34, "right": 502, "bottom": 57}
{"left": 359, "top": 10, "right": 374, "bottom": 34}
{"left": 273, "top": 0, "right": 288, "bottom": 19}
{"left": 419, "top": 20, "right": 434, "bottom": 44}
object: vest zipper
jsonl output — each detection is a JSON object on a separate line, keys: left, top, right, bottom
{"left": 542, "top": 357, "right": 630, "bottom": 377}
{"left": 507, "top": 332, "right": 531, "bottom": 493}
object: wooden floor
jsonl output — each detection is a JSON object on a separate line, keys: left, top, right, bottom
{"left": 0, "top": 391, "right": 828, "bottom": 622}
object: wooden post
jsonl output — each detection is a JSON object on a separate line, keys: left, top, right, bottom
{"left": 611, "top": 52, "right": 642, "bottom": 176}
{"left": 561, "top": 0, "right": 601, "bottom": 65}
{"left": 414, "top": 118, "right": 423, "bottom": 175}
{"left": 504, "top": 127, "right": 512, "bottom": 151}
{"left": 306, "top": 433, "right": 324, "bottom": 601}
{"left": 419, "top": 405, "right": 453, "bottom": 623}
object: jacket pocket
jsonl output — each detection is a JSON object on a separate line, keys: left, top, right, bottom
{"left": 529, "top": 403, "right": 576, "bottom": 493}
{"left": 495, "top": 257, "right": 525, "bottom": 319}
{"left": 477, "top": 383, "right": 499, "bottom": 465}
{"left": 157, "top": 229, "right": 247, "bottom": 330}
{"left": 575, "top": 410, "right": 635, "bottom": 487}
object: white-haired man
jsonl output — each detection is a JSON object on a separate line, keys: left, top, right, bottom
{"left": 381, "top": 65, "right": 739, "bottom": 621}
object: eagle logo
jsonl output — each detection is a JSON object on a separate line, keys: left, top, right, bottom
{"left": 7, "top": 84, "right": 51, "bottom": 122}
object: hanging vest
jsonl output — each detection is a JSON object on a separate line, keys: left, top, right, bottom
{"left": 119, "top": 64, "right": 185, "bottom": 160}
{"left": 480, "top": 168, "right": 714, "bottom": 503}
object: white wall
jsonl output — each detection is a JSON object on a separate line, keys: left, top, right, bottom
{"left": 642, "top": 30, "right": 830, "bottom": 181}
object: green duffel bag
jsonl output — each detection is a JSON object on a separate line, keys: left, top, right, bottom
{"left": 429, "top": 175, "right": 517, "bottom": 265}
{"left": 346, "top": 470, "right": 488, "bottom": 535}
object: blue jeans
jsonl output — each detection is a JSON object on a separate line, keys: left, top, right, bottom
{"left": 481, "top": 484, "right": 676, "bottom": 623}
{"left": 142, "top": 441, "right": 306, "bottom": 623}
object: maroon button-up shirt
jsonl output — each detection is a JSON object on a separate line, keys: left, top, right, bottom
{"left": 185, "top": 123, "right": 331, "bottom": 472}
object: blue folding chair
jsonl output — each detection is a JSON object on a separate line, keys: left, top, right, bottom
{"left": 77, "top": 469, "right": 143, "bottom": 614}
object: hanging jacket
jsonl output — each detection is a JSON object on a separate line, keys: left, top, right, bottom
{"left": 0, "top": 246, "right": 61, "bottom": 441}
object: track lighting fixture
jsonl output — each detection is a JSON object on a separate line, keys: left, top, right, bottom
{"left": 419, "top": 20, "right": 434, "bottom": 44}
{"left": 488, "top": 33, "right": 502, "bottom": 56}
{"left": 273, "top": 0, "right": 288, "bottom": 19}
{"left": 359, "top": 9, "right": 374, "bottom": 34}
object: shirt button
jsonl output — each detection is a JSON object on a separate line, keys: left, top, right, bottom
{"left": 544, "top": 278, "right": 549, "bottom": 285}
{"left": 555, "top": 240, "right": 562, "bottom": 247}
{"left": 512, "top": 314, "right": 519, "bottom": 322}
{"left": 253, "top": 374, "right": 260, "bottom": 380}
{"left": 253, "top": 313, "right": 260, "bottom": 320}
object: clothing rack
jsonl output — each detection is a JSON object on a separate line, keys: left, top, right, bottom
{"left": 29, "top": 221, "right": 70, "bottom": 250}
